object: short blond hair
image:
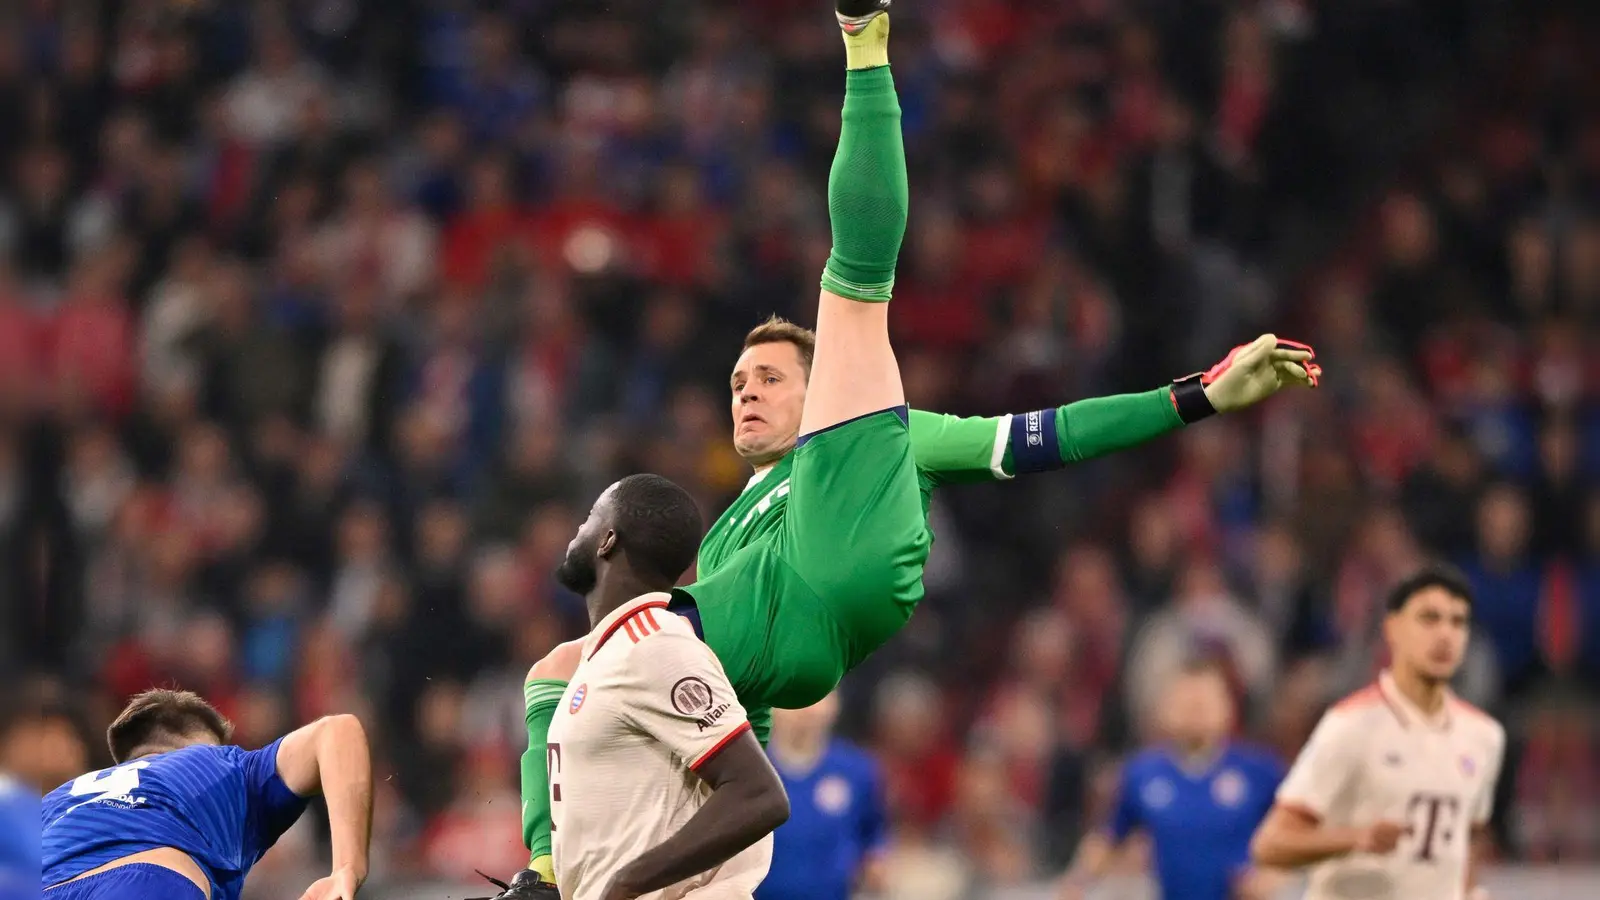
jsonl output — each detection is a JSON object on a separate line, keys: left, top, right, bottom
{"left": 742, "top": 315, "right": 815, "bottom": 375}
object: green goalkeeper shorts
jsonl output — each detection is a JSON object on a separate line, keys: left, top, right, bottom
{"left": 678, "top": 408, "right": 931, "bottom": 710}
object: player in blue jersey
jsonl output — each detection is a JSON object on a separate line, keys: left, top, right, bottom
{"left": 756, "top": 693, "right": 887, "bottom": 900}
{"left": 42, "top": 689, "right": 373, "bottom": 900}
{"left": 1, "top": 688, "right": 91, "bottom": 900}
{"left": 1058, "top": 660, "right": 1287, "bottom": 900}
{"left": 0, "top": 774, "right": 38, "bottom": 900}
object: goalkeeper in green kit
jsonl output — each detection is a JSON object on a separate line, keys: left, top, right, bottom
{"left": 483, "top": 2, "right": 1323, "bottom": 896}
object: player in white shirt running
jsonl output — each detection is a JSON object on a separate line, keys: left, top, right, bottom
{"left": 1250, "top": 565, "right": 1505, "bottom": 900}
{"left": 483, "top": 474, "right": 789, "bottom": 900}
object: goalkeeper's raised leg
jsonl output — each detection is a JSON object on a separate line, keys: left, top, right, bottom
{"left": 746, "top": 0, "right": 931, "bottom": 700}
{"left": 806, "top": 0, "right": 907, "bottom": 431}
{"left": 667, "top": 0, "right": 930, "bottom": 710}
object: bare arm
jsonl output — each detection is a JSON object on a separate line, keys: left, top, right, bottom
{"left": 1249, "top": 804, "right": 1399, "bottom": 870}
{"left": 276, "top": 714, "right": 374, "bottom": 887}
{"left": 603, "top": 729, "right": 789, "bottom": 900}
{"left": 1466, "top": 825, "right": 1493, "bottom": 896}
{"left": 1233, "top": 865, "right": 1294, "bottom": 900}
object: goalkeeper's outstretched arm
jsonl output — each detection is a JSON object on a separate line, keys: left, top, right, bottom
{"left": 913, "top": 335, "right": 1320, "bottom": 484}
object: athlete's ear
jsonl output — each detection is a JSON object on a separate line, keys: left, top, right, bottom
{"left": 596, "top": 529, "right": 618, "bottom": 559}
{"left": 1381, "top": 610, "right": 1400, "bottom": 647}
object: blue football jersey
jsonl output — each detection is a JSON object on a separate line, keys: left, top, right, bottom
{"left": 0, "top": 775, "right": 39, "bottom": 900}
{"left": 757, "top": 740, "right": 886, "bottom": 900}
{"left": 1108, "top": 743, "right": 1284, "bottom": 900}
{"left": 41, "top": 741, "right": 309, "bottom": 900}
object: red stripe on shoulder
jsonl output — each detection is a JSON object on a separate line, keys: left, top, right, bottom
{"left": 1334, "top": 683, "right": 1408, "bottom": 727}
{"left": 590, "top": 599, "right": 672, "bottom": 658}
{"left": 690, "top": 721, "right": 752, "bottom": 771}
{"left": 1332, "top": 684, "right": 1381, "bottom": 712}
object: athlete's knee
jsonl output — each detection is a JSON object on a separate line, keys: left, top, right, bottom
{"left": 817, "top": 288, "right": 896, "bottom": 318}
{"left": 527, "top": 639, "right": 583, "bottom": 683}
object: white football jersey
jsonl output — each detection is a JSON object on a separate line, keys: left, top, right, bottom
{"left": 1276, "top": 671, "right": 1504, "bottom": 900}
{"left": 548, "top": 593, "right": 772, "bottom": 900}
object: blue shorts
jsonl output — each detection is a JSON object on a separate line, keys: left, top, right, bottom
{"left": 46, "top": 864, "right": 206, "bottom": 899}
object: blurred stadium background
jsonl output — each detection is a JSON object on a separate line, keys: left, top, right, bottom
{"left": 2, "top": 0, "right": 1598, "bottom": 897}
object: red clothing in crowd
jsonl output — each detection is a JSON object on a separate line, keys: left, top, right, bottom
{"left": 442, "top": 205, "right": 530, "bottom": 289}
{"left": 527, "top": 197, "right": 633, "bottom": 274}
{"left": 49, "top": 293, "right": 137, "bottom": 419}
{"left": 878, "top": 743, "right": 961, "bottom": 829}
{"left": 0, "top": 298, "right": 38, "bottom": 413}
{"left": 633, "top": 211, "right": 726, "bottom": 289}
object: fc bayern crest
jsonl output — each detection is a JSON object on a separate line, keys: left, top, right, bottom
{"left": 570, "top": 683, "right": 588, "bottom": 714}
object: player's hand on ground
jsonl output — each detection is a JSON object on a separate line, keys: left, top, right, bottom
{"left": 299, "top": 864, "right": 362, "bottom": 900}
{"left": 1198, "top": 334, "right": 1321, "bottom": 413}
{"left": 1354, "top": 819, "right": 1405, "bottom": 854}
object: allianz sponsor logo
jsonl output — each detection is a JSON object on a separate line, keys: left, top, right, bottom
{"left": 696, "top": 702, "right": 733, "bottom": 731}
{"left": 736, "top": 478, "right": 791, "bottom": 529}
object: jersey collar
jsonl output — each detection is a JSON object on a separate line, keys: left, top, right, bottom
{"left": 585, "top": 592, "right": 674, "bottom": 659}
{"left": 745, "top": 452, "right": 793, "bottom": 490}
{"left": 1378, "top": 670, "right": 1453, "bottom": 731}
{"left": 1164, "top": 741, "right": 1229, "bottom": 779}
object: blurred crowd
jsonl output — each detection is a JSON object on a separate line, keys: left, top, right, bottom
{"left": 3, "top": 0, "right": 1598, "bottom": 895}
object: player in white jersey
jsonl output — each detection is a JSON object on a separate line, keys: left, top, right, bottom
{"left": 1251, "top": 566, "right": 1505, "bottom": 900}
{"left": 483, "top": 474, "right": 788, "bottom": 900}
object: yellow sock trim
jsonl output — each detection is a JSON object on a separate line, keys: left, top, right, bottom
{"left": 531, "top": 855, "right": 555, "bottom": 882}
{"left": 843, "top": 14, "right": 890, "bottom": 70}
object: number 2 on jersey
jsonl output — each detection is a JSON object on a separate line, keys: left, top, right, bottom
{"left": 546, "top": 744, "right": 562, "bottom": 832}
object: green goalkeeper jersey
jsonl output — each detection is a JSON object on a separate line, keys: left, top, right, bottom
{"left": 691, "top": 395, "right": 1181, "bottom": 740}
{"left": 698, "top": 410, "right": 1004, "bottom": 574}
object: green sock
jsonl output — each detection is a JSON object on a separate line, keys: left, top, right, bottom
{"left": 820, "top": 66, "right": 908, "bottom": 303}
{"left": 520, "top": 679, "right": 567, "bottom": 871}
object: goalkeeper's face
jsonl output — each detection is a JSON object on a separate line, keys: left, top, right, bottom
{"left": 730, "top": 341, "right": 808, "bottom": 467}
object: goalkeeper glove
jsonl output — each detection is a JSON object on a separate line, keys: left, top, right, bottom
{"left": 467, "top": 868, "right": 561, "bottom": 900}
{"left": 1171, "top": 334, "right": 1320, "bottom": 422}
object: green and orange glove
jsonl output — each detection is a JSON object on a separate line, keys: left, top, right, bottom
{"left": 1171, "top": 335, "right": 1321, "bottom": 422}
